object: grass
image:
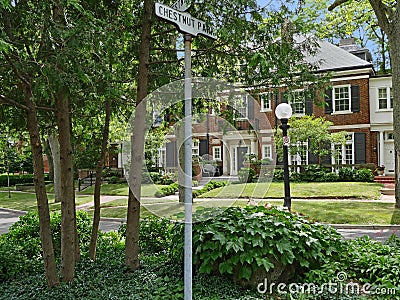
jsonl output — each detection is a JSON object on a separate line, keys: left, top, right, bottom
{"left": 200, "top": 182, "right": 383, "bottom": 199}
{"left": 77, "top": 183, "right": 167, "bottom": 197}
{"left": 88, "top": 198, "right": 400, "bottom": 225}
{"left": 0, "top": 191, "right": 92, "bottom": 212}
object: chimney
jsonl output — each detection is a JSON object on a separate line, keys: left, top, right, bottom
{"left": 339, "top": 37, "right": 372, "bottom": 62}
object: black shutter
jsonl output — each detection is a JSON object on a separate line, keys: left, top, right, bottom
{"left": 281, "top": 91, "right": 288, "bottom": 103}
{"left": 324, "top": 87, "right": 333, "bottom": 114}
{"left": 321, "top": 141, "right": 332, "bottom": 165}
{"left": 354, "top": 132, "right": 366, "bottom": 164}
{"left": 305, "top": 92, "right": 313, "bottom": 115}
{"left": 166, "top": 141, "right": 176, "bottom": 167}
{"left": 247, "top": 96, "right": 254, "bottom": 119}
{"left": 351, "top": 85, "right": 360, "bottom": 112}
{"left": 199, "top": 139, "right": 208, "bottom": 156}
{"left": 308, "top": 141, "right": 318, "bottom": 164}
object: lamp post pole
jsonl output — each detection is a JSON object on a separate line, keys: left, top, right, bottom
{"left": 275, "top": 103, "right": 292, "bottom": 211}
{"left": 280, "top": 118, "right": 291, "bottom": 211}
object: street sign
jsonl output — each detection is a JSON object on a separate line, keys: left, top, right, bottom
{"left": 283, "top": 136, "right": 290, "bottom": 147}
{"left": 171, "top": 0, "right": 191, "bottom": 11}
{"left": 155, "top": 2, "right": 217, "bottom": 39}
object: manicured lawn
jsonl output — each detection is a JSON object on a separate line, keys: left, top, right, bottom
{"left": 0, "top": 191, "right": 92, "bottom": 212}
{"left": 77, "top": 183, "right": 167, "bottom": 197}
{"left": 91, "top": 199, "right": 400, "bottom": 225}
{"left": 200, "top": 182, "right": 383, "bottom": 199}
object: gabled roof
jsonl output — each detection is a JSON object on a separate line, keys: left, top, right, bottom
{"left": 306, "top": 38, "right": 374, "bottom": 72}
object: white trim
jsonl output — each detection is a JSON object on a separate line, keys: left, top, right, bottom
{"left": 262, "top": 144, "right": 272, "bottom": 159}
{"left": 259, "top": 92, "right": 272, "bottom": 112}
{"left": 332, "top": 84, "right": 351, "bottom": 113}
{"left": 212, "top": 146, "right": 222, "bottom": 161}
{"left": 330, "top": 74, "right": 370, "bottom": 82}
{"left": 329, "top": 124, "right": 370, "bottom": 130}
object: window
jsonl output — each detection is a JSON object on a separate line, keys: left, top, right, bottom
{"left": 333, "top": 85, "right": 351, "bottom": 112}
{"left": 260, "top": 93, "right": 272, "bottom": 112}
{"left": 385, "top": 132, "right": 394, "bottom": 141}
{"left": 262, "top": 145, "right": 272, "bottom": 159}
{"left": 290, "top": 142, "right": 308, "bottom": 165}
{"left": 157, "top": 147, "right": 166, "bottom": 168}
{"left": 213, "top": 146, "right": 221, "bottom": 160}
{"left": 377, "top": 87, "right": 393, "bottom": 110}
{"left": 332, "top": 134, "right": 354, "bottom": 165}
{"left": 192, "top": 140, "right": 199, "bottom": 156}
{"left": 285, "top": 90, "right": 305, "bottom": 115}
{"left": 235, "top": 95, "right": 248, "bottom": 119}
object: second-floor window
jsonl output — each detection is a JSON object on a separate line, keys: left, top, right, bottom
{"left": 235, "top": 95, "right": 248, "bottom": 119}
{"left": 285, "top": 90, "right": 305, "bottom": 115}
{"left": 260, "top": 92, "right": 272, "bottom": 112}
{"left": 333, "top": 85, "right": 351, "bottom": 113}
{"left": 378, "top": 87, "right": 393, "bottom": 110}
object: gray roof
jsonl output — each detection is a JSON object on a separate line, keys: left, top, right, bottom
{"left": 297, "top": 36, "right": 373, "bottom": 72}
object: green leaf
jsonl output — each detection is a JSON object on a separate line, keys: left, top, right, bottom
{"left": 238, "top": 265, "right": 252, "bottom": 280}
{"left": 218, "top": 261, "right": 234, "bottom": 274}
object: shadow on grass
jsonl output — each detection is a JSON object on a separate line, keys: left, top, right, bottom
{"left": 390, "top": 206, "right": 400, "bottom": 224}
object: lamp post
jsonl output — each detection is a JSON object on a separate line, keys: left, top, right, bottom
{"left": 275, "top": 103, "right": 292, "bottom": 211}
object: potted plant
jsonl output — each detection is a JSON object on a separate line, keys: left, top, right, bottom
{"left": 375, "top": 165, "right": 385, "bottom": 176}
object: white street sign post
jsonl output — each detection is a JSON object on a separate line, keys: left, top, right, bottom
{"left": 171, "top": 0, "right": 191, "bottom": 11}
{"left": 155, "top": 3, "right": 217, "bottom": 300}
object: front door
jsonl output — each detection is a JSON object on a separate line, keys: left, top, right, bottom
{"left": 237, "top": 146, "right": 248, "bottom": 172}
{"left": 384, "top": 142, "right": 395, "bottom": 174}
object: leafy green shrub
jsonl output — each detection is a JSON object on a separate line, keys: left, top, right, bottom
{"left": 273, "top": 169, "right": 284, "bottom": 181}
{"left": 238, "top": 168, "right": 257, "bottom": 183}
{"left": 108, "top": 176, "right": 119, "bottom": 184}
{"left": 118, "top": 216, "right": 174, "bottom": 253}
{"left": 155, "top": 182, "right": 179, "bottom": 197}
{"left": 338, "top": 167, "right": 354, "bottom": 181}
{"left": 193, "top": 180, "right": 228, "bottom": 198}
{"left": 321, "top": 172, "right": 340, "bottom": 182}
{"left": 170, "top": 206, "right": 344, "bottom": 286}
{"left": 353, "top": 168, "right": 374, "bottom": 182}
{"left": 0, "top": 174, "right": 49, "bottom": 187}
{"left": 303, "top": 164, "right": 331, "bottom": 182}
{"left": 304, "top": 235, "right": 400, "bottom": 294}
{"left": 0, "top": 211, "right": 92, "bottom": 281}
{"left": 289, "top": 172, "right": 306, "bottom": 182}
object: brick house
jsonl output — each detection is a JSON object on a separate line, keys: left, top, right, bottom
{"left": 133, "top": 38, "right": 394, "bottom": 177}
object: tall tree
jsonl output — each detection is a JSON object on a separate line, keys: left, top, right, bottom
{"left": 329, "top": 0, "right": 400, "bottom": 208}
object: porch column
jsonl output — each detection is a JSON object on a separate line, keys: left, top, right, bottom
{"left": 223, "top": 142, "right": 229, "bottom": 175}
{"left": 251, "top": 139, "right": 257, "bottom": 156}
{"left": 379, "top": 131, "right": 385, "bottom": 167}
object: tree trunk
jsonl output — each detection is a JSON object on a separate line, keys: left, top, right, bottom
{"left": 25, "top": 88, "right": 60, "bottom": 287}
{"left": 55, "top": 91, "right": 76, "bottom": 282}
{"left": 389, "top": 36, "right": 400, "bottom": 208}
{"left": 48, "top": 132, "right": 62, "bottom": 203}
{"left": 125, "top": 0, "right": 152, "bottom": 271}
{"left": 89, "top": 100, "right": 111, "bottom": 260}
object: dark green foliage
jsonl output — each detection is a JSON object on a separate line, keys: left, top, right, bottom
{"left": 0, "top": 211, "right": 92, "bottom": 281}
{"left": 118, "top": 216, "right": 174, "bottom": 253}
{"left": 273, "top": 169, "right": 284, "bottom": 181}
{"left": 339, "top": 167, "right": 354, "bottom": 181}
{"left": 305, "top": 235, "right": 400, "bottom": 297}
{"left": 170, "top": 206, "right": 344, "bottom": 285}
{"left": 192, "top": 180, "right": 228, "bottom": 198}
{"left": 238, "top": 168, "right": 257, "bottom": 183}
{"left": 154, "top": 182, "right": 179, "bottom": 197}
{"left": 0, "top": 174, "right": 49, "bottom": 187}
{"left": 143, "top": 172, "right": 176, "bottom": 185}
{"left": 321, "top": 172, "right": 340, "bottom": 182}
{"left": 353, "top": 168, "right": 374, "bottom": 182}
{"left": 108, "top": 175, "right": 119, "bottom": 184}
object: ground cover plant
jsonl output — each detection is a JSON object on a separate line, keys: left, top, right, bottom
{"left": 1, "top": 210, "right": 399, "bottom": 299}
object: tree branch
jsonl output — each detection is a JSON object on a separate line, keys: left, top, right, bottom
{"left": 0, "top": 94, "right": 29, "bottom": 111}
{"left": 2, "top": 51, "right": 31, "bottom": 87}
{"left": 328, "top": 0, "right": 351, "bottom": 11}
